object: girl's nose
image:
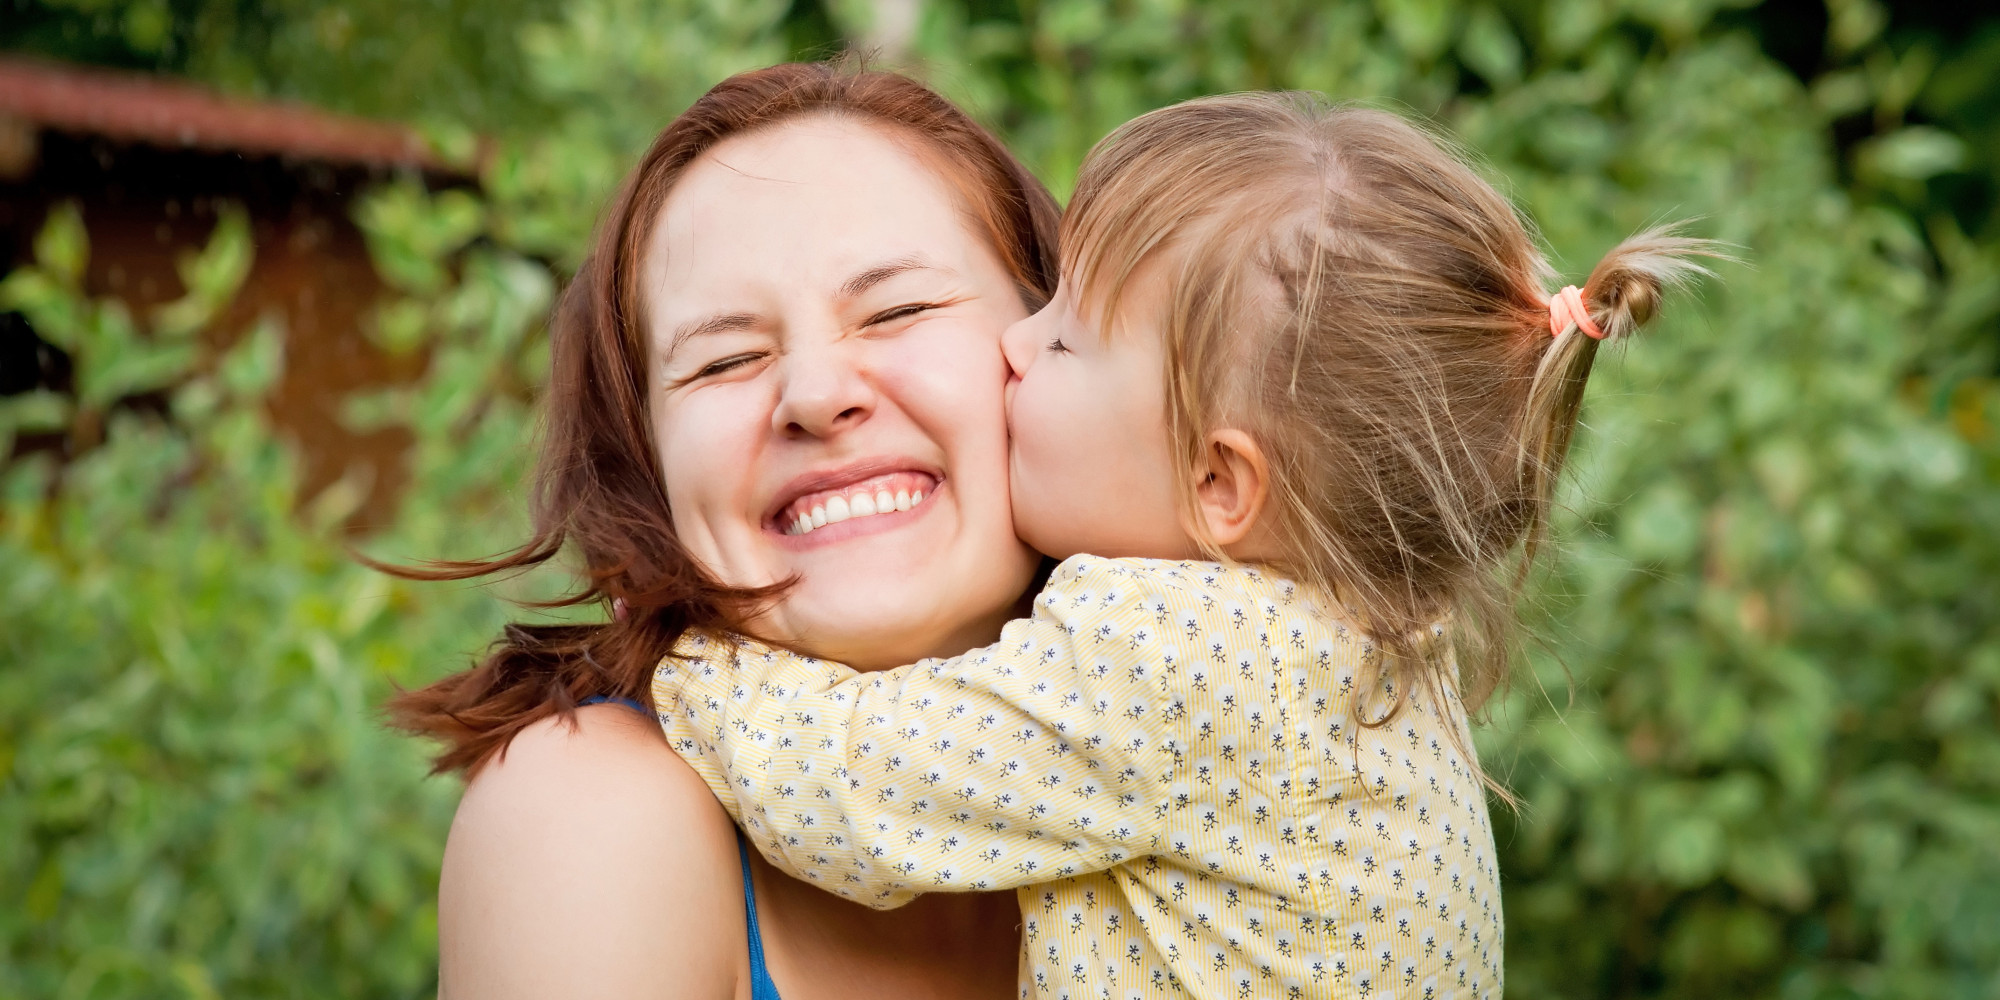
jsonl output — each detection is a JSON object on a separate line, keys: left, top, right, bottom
{"left": 772, "top": 345, "right": 875, "bottom": 438}
{"left": 1000, "top": 309, "right": 1042, "bottom": 382}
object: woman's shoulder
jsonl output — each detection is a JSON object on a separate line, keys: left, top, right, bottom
{"left": 439, "top": 705, "right": 749, "bottom": 999}
{"left": 470, "top": 701, "right": 688, "bottom": 792}
{"left": 456, "top": 703, "right": 731, "bottom": 848}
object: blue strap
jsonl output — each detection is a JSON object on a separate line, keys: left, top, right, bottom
{"left": 737, "top": 834, "right": 783, "bottom": 1000}
{"left": 577, "top": 694, "right": 649, "bottom": 715}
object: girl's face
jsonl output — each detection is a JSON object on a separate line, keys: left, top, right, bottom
{"left": 1000, "top": 270, "right": 1199, "bottom": 562}
{"left": 645, "top": 116, "right": 1041, "bottom": 669}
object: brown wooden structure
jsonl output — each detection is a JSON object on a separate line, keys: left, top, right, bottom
{"left": 0, "top": 56, "right": 473, "bottom": 529}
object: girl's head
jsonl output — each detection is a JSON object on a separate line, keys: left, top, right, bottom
{"left": 1006, "top": 93, "right": 1711, "bottom": 712}
{"left": 392, "top": 63, "right": 1060, "bottom": 773}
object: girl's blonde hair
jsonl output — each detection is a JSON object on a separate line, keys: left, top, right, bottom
{"left": 1064, "top": 93, "right": 1716, "bottom": 773}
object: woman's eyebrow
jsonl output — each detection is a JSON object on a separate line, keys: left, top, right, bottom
{"left": 839, "top": 255, "right": 953, "bottom": 300}
{"left": 667, "top": 312, "right": 760, "bottom": 356}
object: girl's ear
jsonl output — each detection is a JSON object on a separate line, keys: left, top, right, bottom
{"left": 1193, "top": 428, "right": 1272, "bottom": 550}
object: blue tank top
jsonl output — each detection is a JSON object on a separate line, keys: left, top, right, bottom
{"left": 582, "top": 696, "right": 782, "bottom": 1000}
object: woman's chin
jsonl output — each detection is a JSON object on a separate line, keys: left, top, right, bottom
{"left": 745, "top": 485, "right": 1039, "bottom": 667}
{"left": 763, "top": 584, "right": 1002, "bottom": 669}
{"left": 762, "top": 553, "right": 1029, "bottom": 668}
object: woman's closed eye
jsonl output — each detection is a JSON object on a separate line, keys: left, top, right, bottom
{"left": 864, "top": 301, "right": 944, "bottom": 327}
{"left": 669, "top": 351, "right": 768, "bottom": 387}
{"left": 698, "top": 352, "right": 766, "bottom": 377}
{"left": 668, "top": 301, "right": 945, "bottom": 386}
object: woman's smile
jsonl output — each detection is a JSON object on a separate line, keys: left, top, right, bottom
{"left": 769, "top": 463, "right": 940, "bottom": 543}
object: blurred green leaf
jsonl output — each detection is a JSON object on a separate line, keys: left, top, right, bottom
{"left": 354, "top": 185, "right": 486, "bottom": 294}
{"left": 31, "top": 201, "right": 88, "bottom": 290}
{"left": 153, "top": 204, "right": 253, "bottom": 340}
{"left": 0, "top": 390, "right": 73, "bottom": 435}
{"left": 1457, "top": 5, "right": 1521, "bottom": 86}
{"left": 1858, "top": 125, "right": 1969, "bottom": 183}
{"left": 1377, "top": 0, "right": 1454, "bottom": 60}
{"left": 218, "top": 317, "right": 287, "bottom": 400}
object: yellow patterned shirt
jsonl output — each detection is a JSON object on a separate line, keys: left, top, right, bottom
{"left": 652, "top": 556, "right": 1503, "bottom": 999}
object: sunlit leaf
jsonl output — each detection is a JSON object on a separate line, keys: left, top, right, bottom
{"left": 30, "top": 201, "right": 87, "bottom": 289}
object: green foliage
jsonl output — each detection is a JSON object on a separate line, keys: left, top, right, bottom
{"left": 1476, "top": 43, "right": 2000, "bottom": 993}
{"left": 0, "top": 200, "right": 534, "bottom": 997}
{"left": 0, "top": 0, "right": 569, "bottom": 132}
{"left": 0, "top": 200, "right": 248, "bottom": 444}
{"left": 4, "top": 1, "right": 1998, "bottom": 998}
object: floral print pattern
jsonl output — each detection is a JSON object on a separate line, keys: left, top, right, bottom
{"left": 654, "top": 556, "right": 1503, "bottom": 999}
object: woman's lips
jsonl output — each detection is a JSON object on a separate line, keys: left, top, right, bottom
{"left": 776, "top": 470, "right": 939, "bottom": 536}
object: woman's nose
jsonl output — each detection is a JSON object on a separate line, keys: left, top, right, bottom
{"left": 772, "top": 347, "right": 875, "bottom": 439}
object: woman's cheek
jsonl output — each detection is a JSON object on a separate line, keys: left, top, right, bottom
{"left": 875, "top": 323, "right": 1011, "bottom": 451}
{"left": 658, "top": 391, "right": 764, "bottom": 544}
{"left": 895, "top": 320, "right": 1007, "bottom": 396}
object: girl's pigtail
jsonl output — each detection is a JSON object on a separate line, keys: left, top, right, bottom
{"left": 1582, "top": 226, "right": 1721, "bottom": 340}
{"left": 1517, "top": 226, "right": 1725, "bottom": 563}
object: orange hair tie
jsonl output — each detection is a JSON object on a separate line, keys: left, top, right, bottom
{"left": 1547, "top": 285, "right": 1605, "bottom": 340}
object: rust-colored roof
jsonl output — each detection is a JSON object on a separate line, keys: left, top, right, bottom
{"left": 0, "top": 55, "right": 460, "bottom": 172}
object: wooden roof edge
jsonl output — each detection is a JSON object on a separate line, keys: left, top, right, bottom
{"left": 0, "top": 54, "right": 475, "bottom": 177}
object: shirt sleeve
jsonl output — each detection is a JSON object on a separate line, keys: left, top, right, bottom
{"left": 652, "top": 557, "right": 1195, "bottom": 908}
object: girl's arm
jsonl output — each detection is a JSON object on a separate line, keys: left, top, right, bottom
{"left": 654, "top": 556, "right": 1205, "bottom": 908}
{"left": 437, "top": 704, "right": 748, "bottom": 1000}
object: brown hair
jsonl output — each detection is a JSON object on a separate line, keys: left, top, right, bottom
{"left": 381, "top": 62, "right": 1061, "bottom": 776}
{"left": 1063, "top": 94, "right": 1718, "bottom": 783}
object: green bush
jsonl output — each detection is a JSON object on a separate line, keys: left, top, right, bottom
{"left": 0, "top": 202, "right": 514, "bottom": 998}
{"left": 3, "top": 1, "right": 1996, "bottom": 997}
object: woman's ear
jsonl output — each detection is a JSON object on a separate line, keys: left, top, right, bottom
{"left": 1192, "top": 428, "right": 1272, "bottom": 550}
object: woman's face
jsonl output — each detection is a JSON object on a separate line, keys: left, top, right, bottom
{"left": 644, "top": 116, "right": 1041, "bottom": 670}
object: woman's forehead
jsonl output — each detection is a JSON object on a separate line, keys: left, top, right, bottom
{"left": 641, "top": 117, "right": 996, "bottom": 325}
{"left": 657, "top": 121, "right": 970, "bottom": 263}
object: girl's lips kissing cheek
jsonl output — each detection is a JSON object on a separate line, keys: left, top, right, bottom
{"left": 769, "top": 470, "right": 940, "bottom": 542}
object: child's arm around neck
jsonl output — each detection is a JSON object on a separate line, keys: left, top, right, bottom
{"left": 652, "top": 555, "right": 1289, "bottom": 907}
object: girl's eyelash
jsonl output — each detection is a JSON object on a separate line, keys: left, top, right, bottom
{"left": 1047, "top": 337, "right": 1069, "bottom": 354}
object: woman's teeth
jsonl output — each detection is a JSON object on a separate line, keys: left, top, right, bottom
{"left": 785, "top": 485, "right": 927, "bottom": 536}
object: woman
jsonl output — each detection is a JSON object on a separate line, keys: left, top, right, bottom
{"left": 390, "top": 64, "right": 1062, "bottom": 998}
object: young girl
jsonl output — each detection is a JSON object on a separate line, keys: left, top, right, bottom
{"left": 653, "top": 94, "right": 1711, "bottom": 999}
